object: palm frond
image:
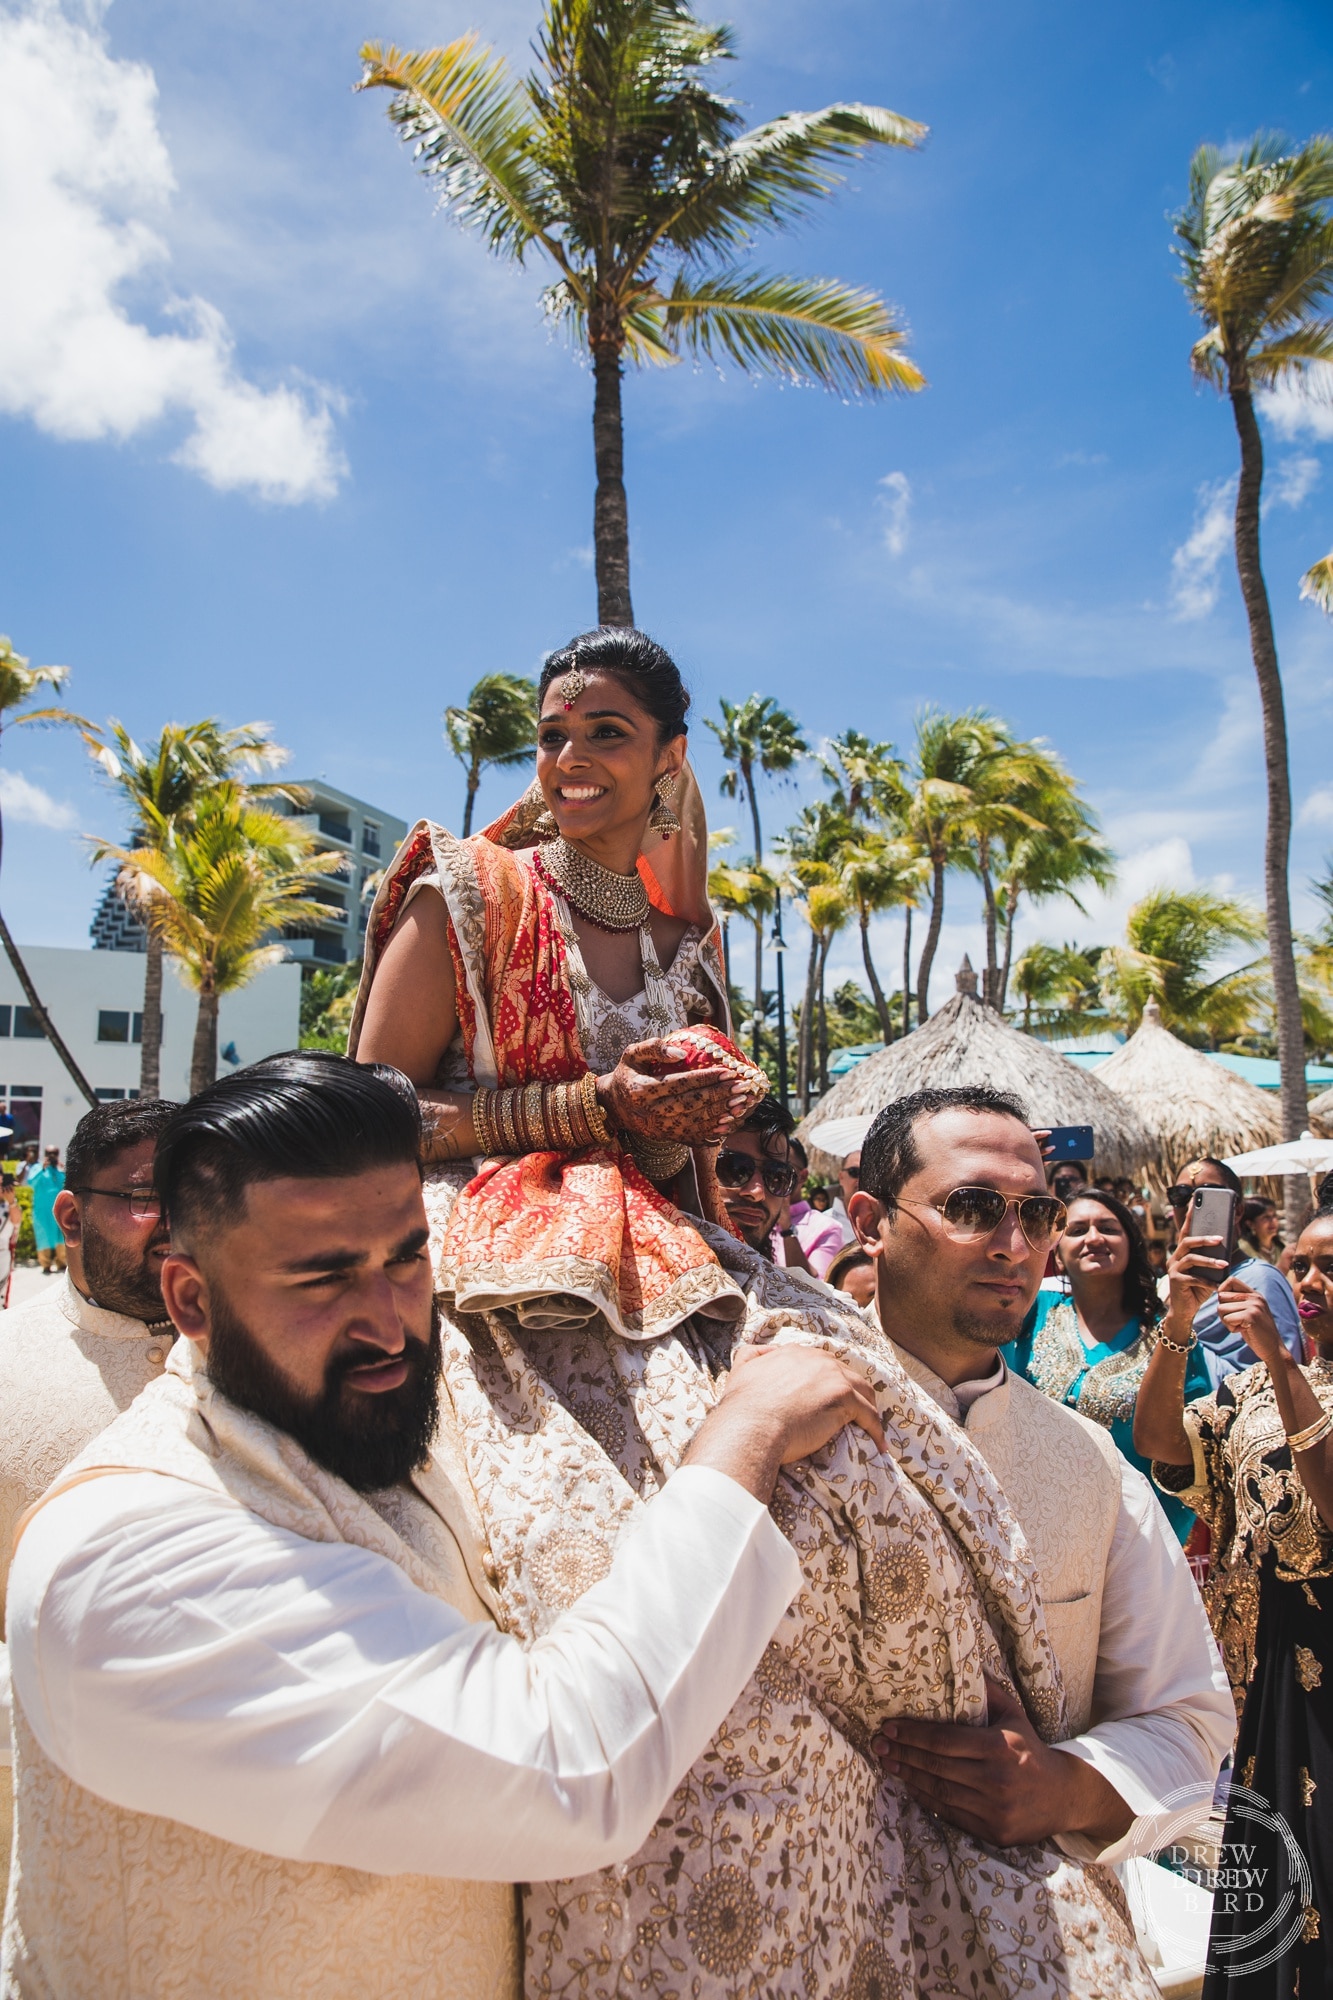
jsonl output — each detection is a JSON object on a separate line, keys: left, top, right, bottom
{"left": 656, "top": 102, "right": 926, "bottom": 260}
{"left": 662, "top": 268, "right": 923, "bottom": 395}
{"left": 1301, "top": 552, "right": 1333, "bottom": 612}
{"left": 358, "top": 38, "right": 561, "bottom": 269}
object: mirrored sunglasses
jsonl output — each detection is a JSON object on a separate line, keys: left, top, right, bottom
{"left": 715, "top": 1150, "right": 799, "bottom": 1197}
{"left": 908, "top": 1185, "right": 1068, "bottom": 1251}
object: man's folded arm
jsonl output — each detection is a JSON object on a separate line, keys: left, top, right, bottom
{"left": 9, "top": 1465, "right": 800, "bottom": 1882}
{"left": 1052, "top": 1462, "right": 1234, "bottom": 1865}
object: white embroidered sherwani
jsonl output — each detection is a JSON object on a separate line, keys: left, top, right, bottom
{"left": 2, "top": 1341, "right": 798, "bottom": 2000}
{"left": 887, "top": 1339, "right": 1233, "bottom": 1859}
{"left": 0, "top": 1277, "right": 175, "bottom": 1895}
{"left": 424, "top": 1184, "right": 1165, "bottom": 2000}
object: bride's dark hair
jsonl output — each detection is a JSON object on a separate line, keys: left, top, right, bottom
{"left": 539, "top": 627, "right": 690, "bottom": 741}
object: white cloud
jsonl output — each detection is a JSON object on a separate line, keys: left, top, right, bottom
{"left": 1170, "top": 475, "right": 1235, "bottom": 619}
{"left": 1299, "top": 785, "right": 1333, "bottom": 829}
{"left": 0, "top": 769, "right": 77, "bottom": 830}
{"left": 1268, "top": 454, "right": 1320, "bottom": 511}
{"left": 878, "top": 470, "right": 911, "bottom": 556}
{"left": 1261, "top": 366, "right": 1333, "bottom": 443}
{"left": 0, "top": 1, "right": 345, "bottom": 503}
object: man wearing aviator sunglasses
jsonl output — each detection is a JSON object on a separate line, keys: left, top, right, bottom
{"left": 852, "top": 1085, "right": 1230, "bottom": 1872}
{"left": 711, "top": 1097, "right": 821, "bottom": 1271}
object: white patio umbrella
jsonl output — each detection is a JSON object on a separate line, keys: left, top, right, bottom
{"left": 1223, "top": 1130, "right": 1333, "bottom": 1176}
{"left": 804, "top": 1113, "right": 876, "bottom": 1160}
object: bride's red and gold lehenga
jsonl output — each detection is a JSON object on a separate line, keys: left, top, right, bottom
{"left": 351, "top": 770, "right": 1159, "bottom": 1999}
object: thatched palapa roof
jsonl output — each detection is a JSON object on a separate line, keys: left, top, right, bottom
{"left": 1307, "top": 1086, "right": 1333, "bottom": 1138}
{"left": 796, "top": 958, "right": 1152, "bottom": 1180}
{"left": 1093, "top": 998, "right": 1280, "bottom": 1184}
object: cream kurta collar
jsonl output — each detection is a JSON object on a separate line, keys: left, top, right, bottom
{"left": 885, "top": 1335, "right": 1010, "bottom": 1430}
{"left": 55, "top": 1272, "right": 171, "bottom": 1344}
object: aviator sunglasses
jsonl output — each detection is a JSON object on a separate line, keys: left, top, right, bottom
{"left": 714, "top": 1149, "right": 800, "bottom": 1197}
{"left": 898, "top": 1185, "right": 1068, "bottom": 1251}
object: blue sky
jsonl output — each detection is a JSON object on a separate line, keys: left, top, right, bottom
{"left": 2, "top": 0, "right": 1331, "bottom": 1012}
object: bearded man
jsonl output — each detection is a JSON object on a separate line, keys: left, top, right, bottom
{"left": 2, "top": 1054, "right": 879, "bottom": 1999}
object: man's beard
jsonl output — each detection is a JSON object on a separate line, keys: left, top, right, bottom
{"left": 204, "top": 1289, "right": 443, "bottom": 1493}
{"left": 82, "top": 1227, "right": 168, "bottom": 1323}
{"left": 950, "top": 1302, "right": 1023, "bottom": 1351}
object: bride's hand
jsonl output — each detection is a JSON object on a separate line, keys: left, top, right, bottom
{"left": 598, "top": 1038, "right": 756, "bottom": 1145}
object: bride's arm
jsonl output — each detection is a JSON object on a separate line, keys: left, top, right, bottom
{"left": 356, "top": 893, "right": 482, "bottom": 1161}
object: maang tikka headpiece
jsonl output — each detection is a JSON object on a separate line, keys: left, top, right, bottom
{"left": 559, "top": 659, "right": 586, "bottom": 709}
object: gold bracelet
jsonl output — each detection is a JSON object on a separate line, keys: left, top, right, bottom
{"left": 496, "top": 1087, "right": 520, "bottom": 1155}
{"left": 470, "top": 1088, "right": 496, "bottom": 1156}
{"left": 580, "top": 1069, "right": 612, "bottom": 1146}
{"left": 1287, "top": 1411, "right": 1333, "bottom": 1452}
{"left": 1155, "top": 1325, "right": 1198, "bottom": 1355}
{"left": 565, "top": 1078, "right": 591, "bottom": 1148}
{"left": 549, "top": 1083, "right": 576, "bottom": 1152}
{"left": 524, "top": 1081, "right": 547, "bottom": 1151}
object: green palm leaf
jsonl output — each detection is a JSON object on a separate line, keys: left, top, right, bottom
{"left": 661, "top": 268, "right": 923, "bottom": 394}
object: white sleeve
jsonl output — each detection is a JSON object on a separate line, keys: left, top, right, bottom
{"left": 1052, "top": 1460, "right": 1234, "bottom": 1865}
{"left": 9, "top": 1465, "right": 799, "bottom": 1883}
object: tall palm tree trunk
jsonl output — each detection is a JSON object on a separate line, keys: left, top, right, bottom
{"left": 591, "top": 333, "right": 633, "bottom": 627}
{"left": 0, "top": 800, "right": 96, "bottom": 1107}
{"left": 999, "top": 889, "right": 1019, "bottom": 1013}
{"left": 915, "top": 855, "right": 946, "bottom": 1023}
{"left": 1231, "top": 384, "right": 1306, "bottom": 1230}
{"left": 860, "top": 914, "right": 892, "bottom": 1041}
{"left": 817, "top": 933, "right": 833, "bottom": 1092}
{"left": 797, "top": 933, "right": 819, "bottom": 1111}
{"left": 0, "top": 908, "right": 97, "bottom": 1108}
{"left": 902, "top": 907, "right": 912, "bottom": 1037}
{"left": 979, "top": 848, "right": 1000, "bottom": 1007}
{"left": 190, "top": 980, "right": 220, "bottom": 1097}
{"left": 138, "top": 932, "right": 164, "bottom": 1097}
{"left": 462, "top": 758, "right": 481, "bottom": 839}
{"left": 751, "top": 916, "right": 764, "bottom": 1066}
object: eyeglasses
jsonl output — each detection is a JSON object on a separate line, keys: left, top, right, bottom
{"left": 715, "top": 1150, "right": 799, "bottom": 1197}
{"left": 69, "top": 1185, "right": 162, "bottom": 1220}
{"left": 899, "top": 1186, "right": 1068, "bottom": 1251}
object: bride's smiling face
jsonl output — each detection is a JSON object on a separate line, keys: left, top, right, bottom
{"left": 537, "top": 671, "right": 685, "bottom": 850}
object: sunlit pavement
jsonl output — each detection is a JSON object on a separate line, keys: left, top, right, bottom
{"left": 4, "top": 1266, "right": 54, "bottom": 1310}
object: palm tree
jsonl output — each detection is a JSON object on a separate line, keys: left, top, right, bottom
{"left": 778, "top": 799, "right": 848, "bottom": 1108}
{"left": 706, "top": 695, "right": 807, "bottom": 861}
{"left": 103, "top": 786, "right": 343, "bottom": 1093}
{"left": 838, "top": 832, "right": 927, "bottom": 1042}
{"left": 992, "top": 774, "right": 1114, "bottom": 1013}
{"left": 85, "top": 720, "right": 289, "bottom": 1095}
{"left": 0, "top": 638, "right": 96, "bottom": 1107}
{"left": 1174, "top": 134, "right": 1333, "bottom": 1148}
{"left": 1009, "top": 940, "right": 1107, "bottom": 1037}
{"left": 1301, "top": 551, "right": 1333, "bottom": 610}
{"left": 1100, "top": 887, "right": 1267, "bottom": 1045}
{"left": 358, "top": 3, "right": 925, "bottom": 623}
{"left": 900, "top": 708, "right": 994, "bottom": 1023}
{"left": 707, "top": 856, "right": 778, "bottom": 1065}
{"left": 443, "top": 673, "right": 539, "bottom": 836}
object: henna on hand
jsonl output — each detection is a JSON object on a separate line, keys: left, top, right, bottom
{"left": 599, "top": 1038, "right": 752, "bottom": 1145}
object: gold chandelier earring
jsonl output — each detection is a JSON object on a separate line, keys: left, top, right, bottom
{"left": 648, "top": 771, "right": 681, "bottom": 839}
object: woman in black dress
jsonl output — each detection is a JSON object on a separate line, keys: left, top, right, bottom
{"left": 1136, "top": 1206, "right": 1333, "bottom": 1994}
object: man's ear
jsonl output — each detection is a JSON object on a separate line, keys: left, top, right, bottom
{"left": 53, "top": 1189, "right": 82, "bottom": 1249}
{"left": 160, "top": 1251, "right": 210, "bottom": 1345}
{"left": 848, "top": 1189, "right": 888, "bottom": 1252}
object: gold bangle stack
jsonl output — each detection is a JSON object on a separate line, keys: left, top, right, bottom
{"left": 468, "top": 1074, "right": 613, "bottom": 1156}
{"left": 1286, "top": 1410, "right": 1333, "bottom": 1453}
{"left": 1155, "top": 1324, "right": 1198, "bottom": 1355}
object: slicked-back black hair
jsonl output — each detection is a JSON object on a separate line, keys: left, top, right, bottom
{"left": 860, "top": 1084, "right": 1030, "bottom": 1211}
{"left": 66, "top": 1097, "right": 177, "bottom": 1190}
{"left": 155, "top": 1051, "right": 421, "bottom": 1238}
{"left": 538, "top": 627, "right": 690, "bottom": 741}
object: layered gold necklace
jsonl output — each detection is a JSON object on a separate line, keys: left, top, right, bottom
{"left": 535, "top": 837, "right": 651, "bottom": 933}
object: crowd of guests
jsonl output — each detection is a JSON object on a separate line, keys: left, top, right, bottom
{"left": 0, "top": 622, "right": 1326, "bottom": 1998}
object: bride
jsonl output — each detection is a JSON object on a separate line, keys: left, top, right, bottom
{"left": 353, "top": 626, "right": 1157, "bottom": 1998}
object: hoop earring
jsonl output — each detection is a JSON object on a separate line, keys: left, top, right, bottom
{"left": 648, "top": 771, "right": 681, "bottom": 839}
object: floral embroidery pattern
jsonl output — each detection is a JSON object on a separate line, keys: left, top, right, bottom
{"left": 684, "top": 1866, "right": 763, "bottom": 1977}
{"left": 1296, "top": 1645, "right": 1323, "bottom": 1692}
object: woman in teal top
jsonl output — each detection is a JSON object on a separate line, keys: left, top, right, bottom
{"left": 1004, "top": 1186, "right": 1211, "bottom": 1543}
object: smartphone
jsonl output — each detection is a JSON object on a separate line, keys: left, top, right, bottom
{"left": 1044, "top": 1125, "right": 1094, "bottom": 1163}
{"left": 1184, "top": 1186, "right": 1239, "bottom": 1264}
